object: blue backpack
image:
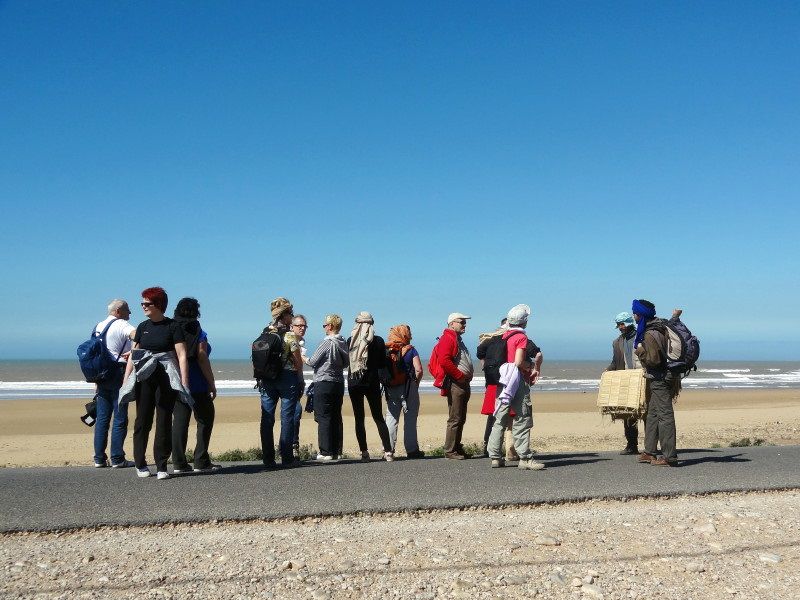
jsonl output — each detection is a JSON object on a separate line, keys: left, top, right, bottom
{"left": 77, "top": 319, "right": 122, "bottom": 383}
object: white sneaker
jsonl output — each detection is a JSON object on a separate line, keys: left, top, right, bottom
{"left": 111, "top": 460, "right": 134, "bottom": 469}
{"left": 172, "top": 467, "right": 193, "bottom": 474}
{"left": 518, "top": 459, "right": 545, "bottom": 471}
{"left": 491, "top": 458, "right": 505, "bottom": 468}
{"left": 136, "top": 468, "right": 151, "bottom": 478}
{"left": 384, "top": 452, "right": 395, "bottom": 462}
{"left": 315, "top": 454, "right": 333, "bottom": 462}
{"left": 94, "top": 460, "right": 109, "bottom": 468}
{"left": 156, "top": 471, "right": 170, "bottom": 480}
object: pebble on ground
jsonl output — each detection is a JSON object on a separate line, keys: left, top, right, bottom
{"left": 1, "top": 490, "right": 798, "bottom": 599}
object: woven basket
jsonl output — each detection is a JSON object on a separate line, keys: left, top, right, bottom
{"left": 596, "top": 368, "right": 646, "bottom": 419}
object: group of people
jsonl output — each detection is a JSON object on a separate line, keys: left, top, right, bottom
{"left": 88, "top": 288, "right": 682, "bottom": 480}
{"left": 91, "top": 289, "right": 218, "bottom": 480}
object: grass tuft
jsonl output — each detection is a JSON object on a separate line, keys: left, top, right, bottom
{"left": 212, "top": 447, "right": 264, "bottom": 462}
{"left": 729, "top": 437, "right": 767, "bottom": 448}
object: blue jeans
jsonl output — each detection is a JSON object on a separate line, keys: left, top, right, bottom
{"left": 94, "top": 381, "right": 129, "bottom": 465}
{"left": 260, "top": 370, "right": 300, "bottom": 464}
{"left": 293, "top": 399, "right": 302, "bottom": 447}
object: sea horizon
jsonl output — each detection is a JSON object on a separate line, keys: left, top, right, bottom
{"left": 1, "top": 359, "right": 798, "bottom": 400}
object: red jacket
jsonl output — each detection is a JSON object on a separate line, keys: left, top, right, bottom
{"left": 433, "top": 328, "right": 466, "bottom": 387}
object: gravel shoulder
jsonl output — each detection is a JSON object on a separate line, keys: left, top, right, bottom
{"left": 2, "top": 490, "right": 798, "bottom": 599}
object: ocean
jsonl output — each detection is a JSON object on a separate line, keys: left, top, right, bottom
{"left": 1, "top": 360, "right": 798, "bottom": 400}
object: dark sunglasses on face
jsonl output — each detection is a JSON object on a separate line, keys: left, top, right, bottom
{"left": 457, "top": 319, "right": 467, "bottom": 325}
{"left": 141, "top": 302, "right": 155, "bottom": 308}
{"left": 293, "top": 323, "right": 307, "bottom": 328}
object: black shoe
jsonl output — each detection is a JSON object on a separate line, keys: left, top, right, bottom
{"left": 619, "top": 447, "right": 639, "bottom": 455}
{"left": 406, "top": 450, "right": 426, "bottom": 459}
{"left": 263, "top": 461, "right": 277, "bottom": 470}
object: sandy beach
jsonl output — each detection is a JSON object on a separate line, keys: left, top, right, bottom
{"left": 1, "top": 388, "right": 798, "bottom": 467}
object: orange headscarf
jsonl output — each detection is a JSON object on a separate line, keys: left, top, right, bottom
{"left": 386, "top": 324, "right": 412, "bottom": 355}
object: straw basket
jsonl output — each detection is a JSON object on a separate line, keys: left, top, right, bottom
{"left": 596, "top": 368, "right": 647, "bottom": 420}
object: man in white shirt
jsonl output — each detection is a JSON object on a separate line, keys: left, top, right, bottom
{"left": 92, "top": 299, "right": 136, "bottom": 468}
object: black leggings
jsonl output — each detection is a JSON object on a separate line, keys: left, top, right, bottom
{"left": 349, "top": 382, "right": 392, "bottom": 452}
{"left": 133, "top": 365, "right": 177, "bottom": 472}
{"left": 172, "top": 392, "right": 215, "bottom": 470}
{"left": 314, "top": 380, "right": 344, "bottom": 457}
{"left": 483, "top": 415, "right": 496, "bottom": 445}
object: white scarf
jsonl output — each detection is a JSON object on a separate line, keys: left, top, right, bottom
{"left": 349, "top": 320, "right": 374, "bottom": 378}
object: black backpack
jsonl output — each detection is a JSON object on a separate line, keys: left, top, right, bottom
{"left": 664, "top": 316, "right": 700, "bottom": 377}
{"left": 251, "top": 328, "right": 286, "bottom": 382}
{"left": 482, "top": 331, "right": 541, "bottom": 385}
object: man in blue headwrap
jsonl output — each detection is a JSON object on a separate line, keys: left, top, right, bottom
{"left": 632, "top": 299, "right": 678, "bottom": 467}
{"left": 606, "top": 311, "right": 640, "bottom": 455}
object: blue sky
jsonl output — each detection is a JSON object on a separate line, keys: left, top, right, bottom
{"left": 0, "top": 1, "right": 798, "bottom": 360}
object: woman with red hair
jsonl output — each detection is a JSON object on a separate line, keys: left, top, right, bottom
{"left": 121, "top": 286, "right": 191, "bottom": 480}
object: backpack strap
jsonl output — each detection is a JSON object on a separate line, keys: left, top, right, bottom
{"left": 96, "top": 318, "right": 118, "bottom": 341}
{"left": 96, "top": 318, "right": 124, "bottom": 361}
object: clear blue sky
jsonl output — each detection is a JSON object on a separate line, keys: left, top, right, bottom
{"left": 1, "top": 1, "right": 798, "bottom": 360}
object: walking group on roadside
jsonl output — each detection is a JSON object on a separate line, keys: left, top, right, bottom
{"left": 83, "top": 288, "right": 692, "bottom": 480}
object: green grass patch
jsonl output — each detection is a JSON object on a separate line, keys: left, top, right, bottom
{"left": 424, "top": 442, "right": 485, "bottom": 458}
{"left": 211, "top": 447, "right": 264, "bottom": 462}
{"left": 729, "top": 437, "right": 766, "bottom": 448}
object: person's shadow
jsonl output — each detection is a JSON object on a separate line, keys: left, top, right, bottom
{"left": 677, "top": 452, "right": 750, "bottom": 467}
{"left": 535, "top": 452, "right": 610, "bottom": 469}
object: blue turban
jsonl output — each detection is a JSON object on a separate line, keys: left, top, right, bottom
{"left": 631, "top": 299, "right": 656, "bottom": 346}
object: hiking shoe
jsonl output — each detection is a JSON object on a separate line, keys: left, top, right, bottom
{"left": 651, "top": 457, "right": 678, "bottom": 467}
{"left": 406, "top": 450, "right": 426, "bottom": 459}
{"left": 518, "top": 459, "right": 545, "bottom": 470}
{"left": 620, "top": 447, "right": 639, "bottom": 455}
{"left": 491, "top": 458, "right": 505, "bottom": 468}
{"left": 172, "top": 465, "right": 193, "bottom": 474}
{"left": 111, "top": 460, "right": 134, "bottom": 469}
{"left": 193, "top": 463, "right": 222, "bottom": 473}
{"left": 94, "top": 460, "right": 109, "bottom": 468}
{"left": 315, "top": 454, "right": 334, "bottom": 462}
{"left": 637, "top": 452, "right": 654, "bottom": 464}
{"left": 156, "top": 471, "right": 170, "bottom": 480}
{"left": 445, "top": 452, "right": 466, "bottom": 460}
{"left": 136, "top": 468, "right": 151, "bottom": 478}
{"left": 361, "top": 451, "right": 371, "bottom": 463}
{"left": 384, "top": 452, "right": 395, "bottom": 462}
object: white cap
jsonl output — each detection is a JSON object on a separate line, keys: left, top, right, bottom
{"left": 507, "top": 304, "right": 531, "bottom": 326}
{"left": 447, "top": 312, "right": 471, "bottom": 324}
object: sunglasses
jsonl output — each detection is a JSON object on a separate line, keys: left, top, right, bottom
{"left": 457, "top": 319, "right": 467, "bottom": 325}
{"left": 293, "top": 323, "right": 308, "bottom": 328}
{"left": 141, "top": 302, "right": 155, "bottom": 308}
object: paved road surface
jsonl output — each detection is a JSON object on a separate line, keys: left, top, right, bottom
{"left": 2, "top": 446, "right": 798, "bottom": 532}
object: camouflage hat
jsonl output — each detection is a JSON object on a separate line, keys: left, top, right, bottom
{"left": 270, "top": 297, "right": 293, "bottom": 319}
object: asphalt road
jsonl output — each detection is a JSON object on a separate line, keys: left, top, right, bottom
{"left": 2, "top": 446, "right": 798, "bottom": 532}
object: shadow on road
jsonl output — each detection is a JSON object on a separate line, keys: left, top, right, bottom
{"left": 541, "top": 457, "right": 611, "bottom": 469}
{"left": 679, "top": 452, "right": 749, "bottom": 467}
{"left": 535, "top": 452, "right": 599, "bottom": 460}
